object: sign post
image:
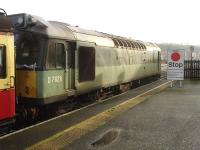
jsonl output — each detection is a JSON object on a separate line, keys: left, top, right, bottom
{"left": 167, "top": 49, "right": 185, "bottom": 87}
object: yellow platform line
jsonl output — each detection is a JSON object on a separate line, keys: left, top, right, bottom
{"left": 26, "top": 81, "right": 171, "bottom": 150}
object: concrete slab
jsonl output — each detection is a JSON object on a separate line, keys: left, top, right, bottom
{"left": 65, "top": 80, "right": 200, "bottom": 150}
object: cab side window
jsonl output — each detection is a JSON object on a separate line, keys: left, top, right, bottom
{"left": 46, "top": 42, "right": 65, "bottom": 69}
{"left": 47, "top": 42, "right": 56, "bottom": 69}
{"left": 0, "top": 45, "right": 6, "bottom": 78}
{"left": 56, "top": 43, "right": 65, "bottom": 69}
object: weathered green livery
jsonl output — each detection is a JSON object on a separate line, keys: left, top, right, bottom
{"left": 9, "top": 14, "right": 161, "bottom": 105}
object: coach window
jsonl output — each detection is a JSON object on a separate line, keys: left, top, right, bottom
{"left": 0, "top": 45, "right": 6, "bottom": 78}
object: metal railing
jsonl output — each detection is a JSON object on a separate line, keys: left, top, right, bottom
{"left": 184, "top": 60, "right": 200, "bottom": 79}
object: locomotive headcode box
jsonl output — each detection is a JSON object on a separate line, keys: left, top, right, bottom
{"left": 167, "top": 49, "right": 185, "bottom": 80}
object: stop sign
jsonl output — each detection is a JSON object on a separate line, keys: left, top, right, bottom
{"left": 167, "top": 49, "right": 185, "bottom": 80}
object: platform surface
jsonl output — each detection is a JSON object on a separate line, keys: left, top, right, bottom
{"left": 4, "top": 80, "right": 200, "bottom": 149}
{"left": 65, "top": 80, "right": 200, "bottom": 150}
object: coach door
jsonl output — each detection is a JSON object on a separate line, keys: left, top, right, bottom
{"left": 0, "top": 42, "right": 14, "bottom": 90}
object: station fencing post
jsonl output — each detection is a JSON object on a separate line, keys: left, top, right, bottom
{"left": 190, "top": 46, "right": 194, "bottom": 79}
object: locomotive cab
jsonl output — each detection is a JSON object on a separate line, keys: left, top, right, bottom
{"left": 9, "top": 14, "right": 76, "bottom": 105}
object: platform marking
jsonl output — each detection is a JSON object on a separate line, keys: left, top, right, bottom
{"left": 26, "top": 81, "right": 171, "bottom": 150}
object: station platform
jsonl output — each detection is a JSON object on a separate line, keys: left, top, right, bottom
{"left": 66, "top": 80, "right": 200, "bottom": 150}
{"left": 2, "top": 79, "right": 199, "bottom": 150}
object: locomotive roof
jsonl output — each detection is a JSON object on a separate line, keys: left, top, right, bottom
{"left": 34, "top": 19, "right": 115, "bottom": 47}
{"left": 8, "top": 13, "right": 159, "bottom": 50}
{"left": 27, "top": 15, "right": 76, "bottom": 41}
{"left": 8, "top": 14, "right": 114, "bottom": 47}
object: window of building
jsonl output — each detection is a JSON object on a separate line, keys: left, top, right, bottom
{"left": 0, "top": 45, "right": 6, "bottom": 78}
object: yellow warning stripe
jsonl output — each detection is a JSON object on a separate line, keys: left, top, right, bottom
{"left": 26, "top": 81, "right": 171, "bottom": 150}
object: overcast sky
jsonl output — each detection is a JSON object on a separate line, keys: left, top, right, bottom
{"left": 1, "top": 0, "right": 200, "bottom": 44}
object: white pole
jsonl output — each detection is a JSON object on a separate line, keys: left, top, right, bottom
{"left": 179, "top": 81, "right": 182, "bottom": 88}
{"left": 171, "top": 81, "right": 173, "bottom": 87}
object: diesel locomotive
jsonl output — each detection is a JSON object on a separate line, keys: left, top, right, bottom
{"left": 7, "top": 13, "right": 161, "bottom": 116}
{"left": 0, "top": 9, "right": 15, "bottom": 127}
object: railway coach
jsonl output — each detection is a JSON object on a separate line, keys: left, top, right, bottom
{"left": 8, "top": 13, "right": 161, "bottom": 117}
{"left": 0, "top": 9, "right": 15, "bottom": 127}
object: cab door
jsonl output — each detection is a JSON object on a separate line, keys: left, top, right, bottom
{"left": 64, "top": 42, "right": 75, "bottom": 90}
{"left": 64, "top": 42, "right": 69, "bottom": 90}
{"left": 45, "top": 40, "right": 67, "bottom": 97}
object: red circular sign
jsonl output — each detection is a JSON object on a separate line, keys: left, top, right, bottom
{"left": 171, "top": 52, "right": 180, "bottom": 61}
